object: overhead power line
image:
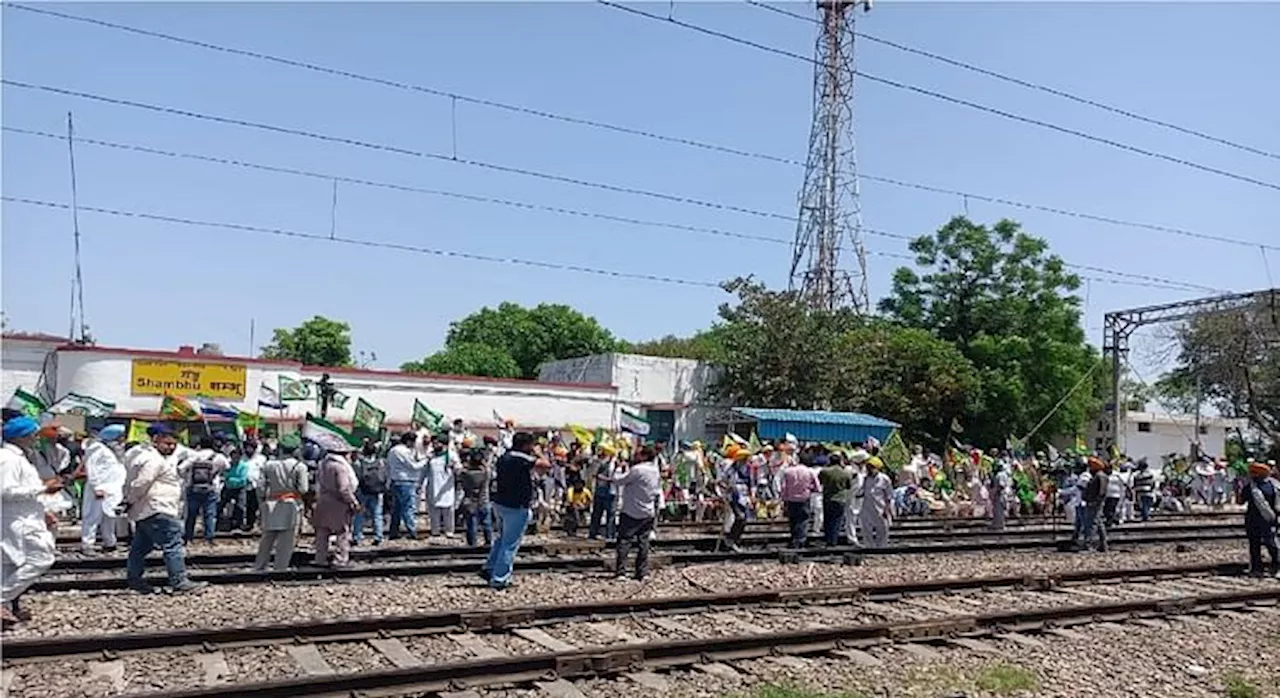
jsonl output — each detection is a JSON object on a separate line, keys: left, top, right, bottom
{"left": 746, "top": 0, "right": 1280, "bottom": 163}
{"left": 599, "top": 1, "right": 1280, "bottom": 193}
{"left": 2, "top": 194, "right": 1210, "bottom": 295}
{"left": 4, "top": 126, "right": 1220, "bottom": 295}
{"left": 1, "top": 195, "right": 723, "bottom": 289}
{"left": 4, "top": 5, "right": 1270, "bottom": 251}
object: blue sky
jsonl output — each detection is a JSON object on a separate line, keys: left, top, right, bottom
{"left": 3, "top": 2, "right": 1276, "bottom": 371}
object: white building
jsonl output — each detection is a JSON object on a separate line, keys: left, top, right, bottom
{"left": 1087, "top": 409, "right": 1248, "bottom": 463}
{"left": 538, "top": 353, "right": 721, "bottom": 444}
{"left": 2, "top": 335, "right": 622, "bottom": 435}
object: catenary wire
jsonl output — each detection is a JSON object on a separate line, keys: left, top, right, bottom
{"left": 745, "top": 0, "right": 1280, "bottom": 163}
{"left": 3, "top": 194, "right": 1208, "bottom": 294}
{"left": 599, "top": 1, "right": 1280, "bottom": 193}
{"left": 4, "top": 4, "right": 1271, "bottom": 250}
{"left": 3, "top": 125, "right": 1221, "bottom": 294}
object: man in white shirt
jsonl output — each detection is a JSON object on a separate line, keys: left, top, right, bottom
{"left": 124, "top": 425, "right": 207, "bottom": 595}
{"left": 612, "top": 445, "right": 662, "bottom": 580}
{"left": 426, "top": 435, "right": 458, "bottom": 536}
{"left": 1, "top": 416, "right": 62, "bottom": 627}
{"left": 80, "top": 424, "right": 127, "bottom": 554}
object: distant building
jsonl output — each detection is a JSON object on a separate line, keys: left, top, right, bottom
{"left": 1, "top": 335, "right": 620, "bottom": 435}
{"left": 538, "top": 353, "right": 721, "bottom": 444}
{"left": 1085, "top": 408, "right": 1248, "bottom": 462}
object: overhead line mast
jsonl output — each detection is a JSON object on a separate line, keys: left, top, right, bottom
{"left": 790, "top": 0, "right": 872, "bottom": 313}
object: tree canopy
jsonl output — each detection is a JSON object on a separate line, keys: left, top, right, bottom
{"left": 625, "top": 328, "right": 730, "bottom": 363}
{"left": 260, "top": 316, "right": 353, "bottom": 367}
{"left": 441, "top": 302, "right": 621, "bottom": 379}
{"left": 879, "top": 216, "right": 1101, "bottom": 447}
{"left": 401, "top": 342, "right": 522, "bottom": 379}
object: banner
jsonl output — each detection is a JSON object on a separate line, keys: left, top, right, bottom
{"left": 131, "top": 359, "right": 246, "bottom": 399}
{"left": 47, "top": 392, "right": 116, "bottom": 417}
{"left": 619, "top": 409, "right": 651, "bottom": 436}
{"left": 352, "top": 398, "right": 386, "bottom": 434}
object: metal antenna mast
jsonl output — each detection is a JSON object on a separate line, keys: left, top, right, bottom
{"left": 789, "top": 0, "right": 871, "bottom": 313}
{"left": 66, "top": 111, "right": 88, "bottom": 343}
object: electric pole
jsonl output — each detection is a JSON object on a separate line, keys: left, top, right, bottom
{"left": 790, "top": 0, "right": 871, "bottom": 313}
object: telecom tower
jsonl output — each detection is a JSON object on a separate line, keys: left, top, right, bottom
{"left": 789, "top": 0, "right": 871, "bottom": 313}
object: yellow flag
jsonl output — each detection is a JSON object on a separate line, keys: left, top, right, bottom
{"left": 127, "top": 420, "right": 150, "bottom": 443}
{"left": 567, "top": 424, "right": 595, "bottom": 446}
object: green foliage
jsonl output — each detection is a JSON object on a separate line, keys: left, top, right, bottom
{"left": 974, "top": 664, "right": 1039, "bottom": 694}
{"left": 733, "top": 684, "right": 867, "bottom": 698}
{"left": 880, "top": 216, "right": 1100, "bottom": 448}
{"left": 1223, "top": 672, "right": 1260, "bottom": 698}
{"left": 401, "top": 342, "right": 522, "bottom": 379}
{"left": 260, "top": 316, "right": 353, "bottom": 367}
{"left": 626, "top": 328, "right": 729, "bottom": 363}
{"left": 446, "top": 302, "right": 622, "bottom": 379}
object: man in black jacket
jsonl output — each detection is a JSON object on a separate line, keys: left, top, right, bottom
{"left": 481, "top": 432, "right": 545, "bottom": 590}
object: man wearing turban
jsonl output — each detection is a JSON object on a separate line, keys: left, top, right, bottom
{"left": 80, "top": 424, "right": 128, "bottom": 554}
{"left": 1240, "top": 460, "right": 1279, "bottom": 577}
{"left": 1, "top": 416, "right": 63, "bottom": 627}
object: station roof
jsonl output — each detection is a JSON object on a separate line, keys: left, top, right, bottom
{"left": 732, "top": 407, "right": 899, "bottom": 443}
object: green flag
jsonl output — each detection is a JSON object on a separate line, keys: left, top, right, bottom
{"left": 278, "top": 375, "right": 311, "bottom": 401}
{"left": 6, "top": 388, "right": 46, "bottom": 419}
{"left": 412, "top": 399, "right": 444, "bottom": 431}
{"left": 330, "top": 391, "right": 351, "bottom": 409}
{"left": 881, "top": 429, "right": 911, "bottom": 473}
{"left": 352, "top": 398, "right": 386, "bottom": 434}
{"left": 47, "top": 392, "right": 115, "bottom": 417}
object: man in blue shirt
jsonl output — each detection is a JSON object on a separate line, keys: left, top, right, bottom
{"left": 482, "top": 432, "right": 544, "bottom": 590}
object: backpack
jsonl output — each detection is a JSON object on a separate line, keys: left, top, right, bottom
{"left": 224, "top": 460, "right": 249, "bottom": 490}
{"left": 189, "top": 459, "right": 217, "bottom": 493}
{"left": 359, "top": 458, "right": 388, "bottom": 494}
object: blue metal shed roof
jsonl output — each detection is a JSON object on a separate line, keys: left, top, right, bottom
{"left": 732, "top": 407, "right": 899, "bottom": 444}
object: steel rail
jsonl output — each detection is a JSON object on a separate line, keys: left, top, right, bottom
{"left": 31, "top": 529, "right": 1243, "bottom": 593}
{"left": 51, "top": 520, "right": 1242, "bottom": 573}
{"left": 2, "top": 560, "right": 1248, "bottom": 662}
{"left": 86, "top": 584, "right": 1280, "bottom": 698}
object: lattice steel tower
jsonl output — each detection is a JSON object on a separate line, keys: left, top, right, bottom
{"left": 789, "top": 0, "right": 871, "bottom": 313}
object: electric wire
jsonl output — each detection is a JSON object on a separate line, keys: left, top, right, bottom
{"left": 599, "top": 0, "right": 1280, "bottom": 193}
{"left": 3, "top": 125, "right": 1221, "bottom": 294}
{"left": 3, "top": 4, "right": 1271, "bottom": 250}
{"left": 745, "top": 0, "right": 1280, "bottom": 163}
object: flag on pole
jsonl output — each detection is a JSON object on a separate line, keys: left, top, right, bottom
{"left": 278, "top": 375, "right": 310, "bottom": 401}
{"left": 748, "top": 431, "right": 763, "bottom": 454}
{"left": 301, "top": 413, "right": 361, "bottom": 450}
{"left": 330, "top": 391, "right": 351, "bottom": 410}
{"left": 567, "top": 424, "right": 595, "bottom": 445}
{"left": 412, "top": 399, "right": 444, "bottom": 431}
{"left": 159, "top": 395, "right": 199, "bottom": 421}
{"left": 619, "top": 409, "right": 651, "bottom": 436}
{"left": 194, "top": 397, "right": 240, "bottom": 419}
{"left": 881, "top": 430, "right": 911, "bottom": 472}
{"left": 6, "top": 388, "right": 46, "bottom": 419}
{"left": 352, "top": 398, "right": 386, "bottom": 434}
{"left": 126, "top": 420, "right": 151, "bottom": 443}
{"left": 258, "top": 383, "right": 285, "bottom": 410}
{"left": 47, "top": 392, "right": 115, "bottom": 417}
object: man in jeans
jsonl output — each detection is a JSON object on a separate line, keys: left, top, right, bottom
{"left": 779, "top": 450, "right": 822, "bottom": 549}
{"left": 1132, "top": 459, "right": 1156, "bottom": 522}
{"left": 482, "top": 432, "right": 544, "bottom": 590}
{"left": 587, "top": 444, "right": 618, "bottom": 540}
{"left": 458, "top": 447, "right": 492, "bottom": 547}
{"left": 125, "top": 425, "right": 207, "bottom": 594}
{"left": 183, "top": 437, "right": 228, "bottom": 544}
{"left": 612, "top": 445, "right": 662, "bottom": 581}
{"left": 386, "top": 432, "right": 426, "bottom": 539}
{"left": 353, "top": 441, "right": 388, "bottom": 546}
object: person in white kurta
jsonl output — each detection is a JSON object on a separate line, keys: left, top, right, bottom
{"left": 858, "top": 457, "right": 894, "bottom": 549}
{"left": 1, "top": 416, "right": 62, "bottom": 627}
{"left": 844, "top": 450, "right": 869, "bottom": 546}
{"left": 80, "top": 424, "right": 128, "bottom": 553}
{"left": 426, "top": 445, "right": 458, "bottom": 536}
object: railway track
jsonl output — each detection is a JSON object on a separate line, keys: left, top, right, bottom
{"left": 33, "top": 525, "right": 1245, "bottom": 593}
{"left": 5, "top": 561, "right": 1274, "bottom": 697}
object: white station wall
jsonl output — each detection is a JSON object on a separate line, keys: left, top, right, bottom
{"left": 52, "top": 348, "right": 619, "bottom": 430}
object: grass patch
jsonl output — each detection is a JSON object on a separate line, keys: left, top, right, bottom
{"left": 974, "top": 664, "right": 1039, "bottom": 695}
{"left": 1224, "top": 673, "right": 1260, "bottom": 698}
{"left": 741, "top": 684, "right": 867, "bottom": 698}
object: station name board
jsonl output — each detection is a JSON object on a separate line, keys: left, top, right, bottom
{"left": 130, "top": 359, "right": 247, "bottom": 399}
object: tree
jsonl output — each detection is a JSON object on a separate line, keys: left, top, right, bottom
{"left": 832, "top": 324, "right": 979, "bottom": 447}
{"left": 446, "top": 302, "right": 622, "bottom": 378}
{"left": 401, "top": 343, "right": 522, "bottom": 379}
{"left": 260, "top": 316, "right": 353, "bottom": 367}
{"left": 626, "top": 328, "right": 729, "bottom": 363}
{"left": 1161, "top": 300, "right": 1280, "bottom": 442}
{"left": 880, "top": 216, "right": 1101, "bottom": 448}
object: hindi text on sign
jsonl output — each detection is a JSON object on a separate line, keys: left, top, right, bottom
{"left": 130, "top": 359, "right": 247, "bottom": 399}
